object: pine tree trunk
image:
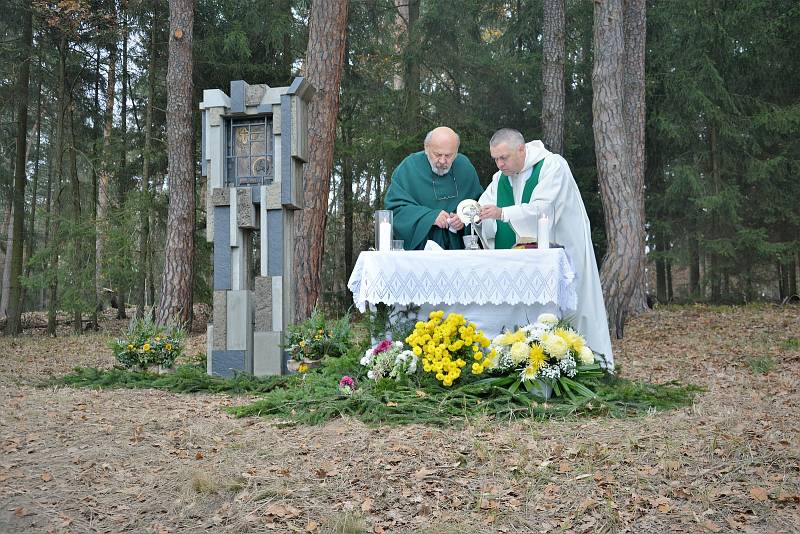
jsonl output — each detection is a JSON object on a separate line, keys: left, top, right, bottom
{"left": 138, "top": 1, "right": 158, "bottom": 320}
{"left": 22, "top": 75, "right": 44, "bottom": 311}
{"left": 294, "top": 0, "right": 349, "bottom": 321}
{"left": 689, "top": 235, "right": 701, "bottom": 297}
{"left": 593, "top": 0, "right": 644, "bottom": 339}
{"left": 157, "top": 0, "right": 195, "bottom": 327}
{"left": 47, "top": 36, "right": 68, "bottom": 336}
{"left": 623, "top": 0, "right": 648, "bottom": 314}
{"left": 97, "top": 0, "right": 118, "bottom": 320}
{"left": 116, "top": 3, "right": 129, "bottom": 320}
{"left": 542, "top": 0, "right": 565, "bottom": 155}
{"left": 4, "top": 5, "right": 33, "bottom": 335}
{"left": 68, "top": 102, "right": 82, "bottom": 334}
{"left": 655, "top": 230, "right": 668, "bottom": 304}
{"left": 1, "top": 213, "right": 14, "bottom": 321}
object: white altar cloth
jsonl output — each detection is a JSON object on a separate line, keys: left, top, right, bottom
{"left": 347, "top": 249, "right": 578, "bottom": 336}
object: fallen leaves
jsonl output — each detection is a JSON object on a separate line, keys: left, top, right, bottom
{"left": 749, "top": 486, "right": 769, "bottom": 502}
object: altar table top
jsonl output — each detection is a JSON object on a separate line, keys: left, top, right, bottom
{"left": 347, "top": 249, "right": 577, "bottom": 314}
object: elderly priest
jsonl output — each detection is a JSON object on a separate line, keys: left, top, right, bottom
{"left": 476, "top": 128, "right": 614, "bottom": 368}
{"left": 384, "top": 127, "right": 483, "bottom": 250}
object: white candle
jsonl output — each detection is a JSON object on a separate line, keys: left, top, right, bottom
{"left": 379, "top": 221, "right": 392, "bottom": 252}
{"left": 537, "top": 214, "right": 550, "bottom": 250}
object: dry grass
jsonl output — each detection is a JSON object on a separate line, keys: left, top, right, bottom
{"left": 1, "top": 305, "right": 798, "bottom": 533}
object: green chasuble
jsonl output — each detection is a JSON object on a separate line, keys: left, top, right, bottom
{"left": 384, "top": 152, "right": 483, "bottom": 250}
{"left": 495, "top": 160, "right": 544, "bottom": 249}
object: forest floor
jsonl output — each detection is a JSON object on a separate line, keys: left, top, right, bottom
{"left": 0, "top": 305, "right": 798, "bottom": 534}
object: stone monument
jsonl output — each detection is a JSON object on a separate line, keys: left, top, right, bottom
{"left": 200, "top": 78, "right": 314, "bottom": 377}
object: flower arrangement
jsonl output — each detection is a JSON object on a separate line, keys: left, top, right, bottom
{"left": 405, "top": 311, "right": 493, "bottom": 387}
{"left": 109, "top": 318, "right": 185, "bottom": 372}
{"left": 286, "top": 309, "right": 352, "bottom": 364}
{"left": 360, "top": 339, "right": 418, "bottom": 381}
{"left": 338, "top": 376, "right": 357, "bottom": 395}
{"left": 484, "top": 313, "right": 603, "bottom": 398}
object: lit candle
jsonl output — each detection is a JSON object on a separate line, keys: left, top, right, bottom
{"left": 379, "top": 221, "right": 392, "bottom": 252}
{"left": 537, "top": 213, "right": 550, "bottom": 250}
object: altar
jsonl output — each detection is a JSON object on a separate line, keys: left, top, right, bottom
{"left": 347, "top": 248, "right": 578, "bottom": 338}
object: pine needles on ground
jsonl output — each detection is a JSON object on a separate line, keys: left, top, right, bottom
{"left": 48, "top": 354, "right": 702, "bottom": 426}
{"left": 47, "top": 363, "right": 292, "bottom": 394}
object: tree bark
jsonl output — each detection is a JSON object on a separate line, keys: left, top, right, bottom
{"left": 623, "top": 0, "right": 648, "bottom": 314}
{"left": 68, "top": 99, "right": 82, "bottom": 334}
{"left": 22, "top": 76, "right": 43, "bottom": 310}
{"left": 47, "top": 35, "right": 68, "bottom": 336}
{"left": 542, "top": 0, "right": 565, "bottom": 155}
{"left": 137, "top": 0, "right": 158, "bottom": 320}
{"left": 97, "top": 0, "right": 118, "bottom": 320}
{"left": 157, "top": 0, "right": 195, "bottom": 327}
{"left": 4, "top": 4, "right": 33, "bottom": 335}
{"left": 116, "top": 1, "right": 129, "bottom": 320}
{"left": 293, "top": 0, "right": 349, "bottom": 320}
{"left": 593, "top": 0, "right": 644, "bottom": 339}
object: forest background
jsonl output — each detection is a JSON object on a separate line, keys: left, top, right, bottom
{"left": 0, "top": 0, "right": 798, "bottom": 336}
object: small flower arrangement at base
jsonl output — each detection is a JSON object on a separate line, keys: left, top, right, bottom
{"left": 405, "top": 311, "right": 493, "bottom": 387}
{"left": 360, "top": 339, "right": 418, "bottom": 381}
{"left": 286, "top": 309, "right": 352, "bottom": 371}
{"left": 338, "top": 376, "right": 357, "bottom": 395}
{"left": 481, "top": 313, "right": 604, "bottom": 399}
{"left": 109, "top": 318, "right": 185, "bottom": 372}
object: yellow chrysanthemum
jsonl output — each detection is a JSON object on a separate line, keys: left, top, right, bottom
{"left": 578, "top": 346, "right": 595, "bottom": 365}
{"left": 542, "top": 335, "right": 569, "bottom": 359}
{"left": 143, "top": 343, "right": 151, "bottom": 352}
{"left": 528, "top": 344, "right": 546, "bottom": 370}
{"left": 165, "top": 343, "right": 173, "bottom": 351}
{"left": 298, "top": 363, "right": 309, "bottom": 373}
{"left": 521, "top": 363, "right": 539, "bottom": 381}
{"left": 510, "top": 341, "right": 530, "bottom": 364}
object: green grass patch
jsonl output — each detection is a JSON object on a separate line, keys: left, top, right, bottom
{"left": 781, "top": 337, "right": 800, "bottom": 350}
{"left": 745, "top": 355, "right": 777, "bottom": 374}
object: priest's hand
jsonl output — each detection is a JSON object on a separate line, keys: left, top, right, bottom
{"left": 447, "top": 212, "right": 465, "bottom": 231}
{"left": 433, "top": 210, "right": 450, "bottom": 228}
{"left": 479, "top": 204, "right": 503, "bottom": 220}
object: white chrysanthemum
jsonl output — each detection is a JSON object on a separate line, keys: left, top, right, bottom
{"left": 394, "top": 341, "right": 403, "bottom": 349}
{"left": 520, "top": 363, "right": 540, "bottom": 382}
{"left": 360, "top": 353, "right": 373, "bottom": 366}
{"left": 578, "top": 346, "right": 595, "bottom": 365}
{"left": 510, "top": 342, "right": 530, "bottom": 364}
{"left": 537, "top": 313, "right": 559, "bottom": 326}
{"left": 543, "top": 335, "right": 569, "bottom": 359}
{"left": 367, "top": 370, "right": 376, "bottom": 380}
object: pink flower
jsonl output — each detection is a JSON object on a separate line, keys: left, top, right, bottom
{"left": 372, "top": 339, "right": 393, "bottom": 355}
{"left": 339, "top": 376, "right": 356, "bottom": 388}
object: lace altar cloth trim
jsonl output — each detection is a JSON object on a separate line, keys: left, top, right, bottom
{"left": 348, "top": 249, "right": 577, "bottom": 313}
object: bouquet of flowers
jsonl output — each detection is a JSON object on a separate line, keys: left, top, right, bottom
{"left": 109, "top": 318, "right": 185, "bottom": 372}
{"left": 360, "top": 339, "right": 418, "bottom": 381}
{"left": 286, "top": 309, "right": 352, "bottom": 367}
{"left": 484, "top": 313, "right": 604, "bottom": 399}
{"left": 405, "top": 311, "right": 493, "bottom": 387}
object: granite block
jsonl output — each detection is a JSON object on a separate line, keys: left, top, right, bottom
{"left": 254, "top": 276, "right": 272, "bottom": 331}
{"left": 236, "top": 187, "right": 257, "bottom": 228}
{"left": 213, "top": 206, "right": 231, "bottom": 290}
{"left": 211, "top": 188, "right": 230, "bottom": 206}
{"left": 212, "top": 291, "right": 227, "bottom": 350}
{"left": 230, "top": 80, "right": 247, "bottom": 113}
{"left": 211, "top": 350, "right": 246, "bottom": 378}
{"left": 253, "top": 331, "right": 283, "bottom": 376}
{"left": 267, "top": 210, "right": 283, "bottom": 276}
